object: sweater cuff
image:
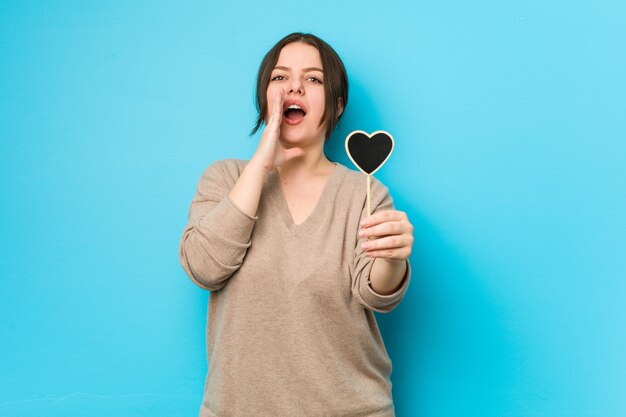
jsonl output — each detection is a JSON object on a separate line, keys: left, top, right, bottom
{"left": 225, "top": 194, "right": 258, "bottom": 221}
{"left": 361, "top": 259, "right": 411, "bottom": 311}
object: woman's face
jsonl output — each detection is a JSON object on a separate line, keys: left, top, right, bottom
{"left": 266, "top": 42, "right": 327, "bottom": 146}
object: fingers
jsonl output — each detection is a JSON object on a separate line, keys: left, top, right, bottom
{"left": 269, "top": 89, "right": 285, "bottom": 128}
{"left": 364, "top": 247, "right": 411, "bottom": 260}
{"left": 358, "top": 210, "right": 414, "bottom": 261}
{"left": 284, "top": 147, "right": 305, "bottom": 161}
{"left": 359, "top": 220, "right": 405, "bottom": 239}
{"left": 361, "top": 234, "right": 409, "bottom": 252}
{"left": 361, "top": 232, "right": 412, "bottom": 260}
{"left": 255, "top": 89, "right": 286, "bottom": 170}
{"left": 361, "top": 210, "right": 406, "bottom": 228}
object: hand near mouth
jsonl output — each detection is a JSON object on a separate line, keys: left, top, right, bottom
{"left": 251, "top": 88, "right": 306, "bottom": 172}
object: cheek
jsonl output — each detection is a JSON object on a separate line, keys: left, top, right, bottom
{"left": 312, "top": 98, "right": 326, "bottom": 120}
{"left": 306, "top": 91, "right": 324, "bottom": 114}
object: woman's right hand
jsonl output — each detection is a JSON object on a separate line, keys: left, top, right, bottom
{"left": 251, "top": 88, "right": 305, "bottom": 171}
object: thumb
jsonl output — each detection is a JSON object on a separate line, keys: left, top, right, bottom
{"left": 283, "top": 147, "right": 306, "bottom": 161}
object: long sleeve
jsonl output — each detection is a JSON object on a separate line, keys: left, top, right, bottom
{"left": 179, "top": 159, "right": 258, "bottom": 291}
{"left": 189, "top": 162, "right": 408, "bottom": 415}
{"left": 350, "top": 176, "right": 412, "bottom": 313}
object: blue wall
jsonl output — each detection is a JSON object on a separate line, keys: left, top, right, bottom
{"left": 1, "top": 1, "right": 625, "bottom": 415}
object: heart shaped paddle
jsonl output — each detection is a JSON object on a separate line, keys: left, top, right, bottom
{"left": 345, "top": 130, "right": 395, "bottom": 216}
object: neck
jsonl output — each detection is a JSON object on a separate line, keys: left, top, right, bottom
{"left": 276, "top": 138, "right": 334, "bottom": 180}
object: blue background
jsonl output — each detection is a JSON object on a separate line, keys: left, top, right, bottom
{"left": 1, "top": 1, "right": 625, "bottom": 416}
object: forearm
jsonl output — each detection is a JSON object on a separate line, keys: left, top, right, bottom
{"left": 180, "top": 192, "right": 258, "bottom": 291}
{"left": 368, "top": 258, "right": 408, "bottom": 295}
{"left": 228, "top": 158, "right": 269, "bottom": 218}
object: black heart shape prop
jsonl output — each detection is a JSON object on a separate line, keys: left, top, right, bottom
{"left": 345, "top": 130, "right": 395, "bottom": 175}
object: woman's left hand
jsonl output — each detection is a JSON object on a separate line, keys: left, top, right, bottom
{"left": 358, "top": 210, "right": 414, "bottom": 262}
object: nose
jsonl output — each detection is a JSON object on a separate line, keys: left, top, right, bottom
{"left": 288, "top": 78, "right": 303, "bottom": 95}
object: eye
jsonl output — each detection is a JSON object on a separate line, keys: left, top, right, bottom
{"left": 308, "top": 77, "right": 323, "bottom": 84}
{"left": 271, "top": 75, "right": 286, "bottom": 81}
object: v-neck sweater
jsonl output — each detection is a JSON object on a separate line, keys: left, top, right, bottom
{"left": 179, "top": 158, "right": 411, "bottom": 417}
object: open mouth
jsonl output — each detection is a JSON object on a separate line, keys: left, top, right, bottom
{"left": 283, "top": 102, "right": 307, "bottom": 124}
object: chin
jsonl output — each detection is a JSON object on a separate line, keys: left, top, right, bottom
{"left": 280, "top": 132, "right": 308, "bottom": 144}
{"left": 280, "top": 129, "right": 324, "bottom": 145}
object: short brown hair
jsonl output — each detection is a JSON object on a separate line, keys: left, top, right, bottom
{"left": 250, "top": 32, "right": 349, "bottom": 142}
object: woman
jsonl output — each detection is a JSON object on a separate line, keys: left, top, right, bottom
{"left": 179, "top": 32, "right": 413, "bottom": 417}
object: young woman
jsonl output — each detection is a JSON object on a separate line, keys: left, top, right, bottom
{"left": 179, "top": 32, "right": 414, "bottom": 417}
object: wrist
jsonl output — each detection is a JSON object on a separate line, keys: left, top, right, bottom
{"left": 248, "top": 156, "right": 272, "bottom": 174}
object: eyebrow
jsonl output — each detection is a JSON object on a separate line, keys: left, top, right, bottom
{"left": 273, "top": 65, "right": 324, "bottom": 73}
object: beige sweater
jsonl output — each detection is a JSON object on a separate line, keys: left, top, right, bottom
{"left": 179, "top": 158, "right": 411, "bottom": 417}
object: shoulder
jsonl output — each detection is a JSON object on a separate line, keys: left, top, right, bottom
{"left": 191, "top": 159, "right": 250, "bottom": 200}
{"left": 338, "top": 162, "right": 391, "bottom": 200}
{"left": 199, "top": 158, "right": 249, "bottom": 186}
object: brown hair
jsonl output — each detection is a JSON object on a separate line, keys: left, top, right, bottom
{"left": 250, "top": 32, "right": 349, "bottom": 142}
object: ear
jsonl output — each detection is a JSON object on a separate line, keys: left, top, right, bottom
{"left": 337, "top": 97, "right": 344, "bottom": 119}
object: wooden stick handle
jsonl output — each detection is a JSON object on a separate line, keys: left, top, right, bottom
{"left": 367, "top": 174, "right": 371, "bottom": 217}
